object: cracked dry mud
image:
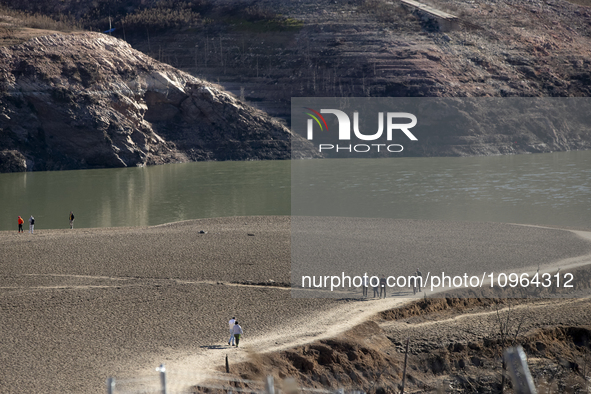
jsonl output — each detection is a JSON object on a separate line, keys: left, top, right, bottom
{"left": 1, "top": 216, "right": 591, "bottom": 393}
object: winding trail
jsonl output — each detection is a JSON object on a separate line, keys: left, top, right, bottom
{"left": 131, "top": 226, "right": 591, "bottom": 392}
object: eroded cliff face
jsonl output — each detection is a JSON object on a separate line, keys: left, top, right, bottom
{"left": 0, "top": 32, "right": 317, "bottom": 172}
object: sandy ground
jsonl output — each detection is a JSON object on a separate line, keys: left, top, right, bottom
{"left": 0, "top": 216, "right": 590, "bottom": 393}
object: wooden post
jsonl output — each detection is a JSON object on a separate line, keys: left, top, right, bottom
{"left": 157, "top": 364, "right": 167, "bottom": 394}
{"left": 504, "top": 347, "right": 537, "bottom": 394}
{"left": 226, "top": 354, "right": 230, "bottom": 373}
{"left": 401, "top": 337, "right": 410, "bottom": 394}
{"left": 265, "top": 375, "right": 275, "bottom": 394}
{"left": 106, "top": 377, "right": 115, "bottom": 394}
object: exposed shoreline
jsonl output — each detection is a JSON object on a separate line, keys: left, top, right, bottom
{"left": 1, "top": 216, "right": 590, "bottom": 393}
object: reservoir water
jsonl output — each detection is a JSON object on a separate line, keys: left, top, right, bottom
{"left": 0, "top": 150, "right": 589, "bottom": 231}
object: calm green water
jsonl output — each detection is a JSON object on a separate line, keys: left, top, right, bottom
{"left": 0, "top": 161, "right": 290, "bottom": 231}
{"left": 292, "top": 150, "right": 591, "bottom": 229}
{"left": 0, "top": 150, "right": 590, "bottom": 231}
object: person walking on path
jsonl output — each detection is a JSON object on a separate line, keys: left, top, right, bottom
{"left": 362, "top": 276, "right": 368, "bottom": 297}
{"left": 69, "top": 211, "right": 75, "bottom": 229}
{"left": 413, "top": 268, "right": 423, "bottom": 294}
{"left": 232, "top": 321, "right": 243, "bottom": 347}
{"left": 228, "top": 317, "right": 236, "bottom": 346}
{"left": 28, "top": 215, "right": 35, "bottom": 234}
{"left": 380, "top": 275, "right": 387, "bottom": 299}
{"left": 17, "top": 216, "right": 24, "bottom": 233}
{"left": 373, "top": 280, "right": 380, "bottom": 298}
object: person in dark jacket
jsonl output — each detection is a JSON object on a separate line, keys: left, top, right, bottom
{"left": 380, "top": 275, "right": 387, "bottom": 298}
{"left": 69, "top": 211, "right": 75, "bottom": 229}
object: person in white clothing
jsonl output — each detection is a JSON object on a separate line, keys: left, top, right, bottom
{"left": 228, "top": 317, "right": 236, "bottom": 346}
{"left": 29, "top": 215, "right": 35, "bottom": 234}
{"left": 232, "top": 322, "right": 243, "bottom": 347}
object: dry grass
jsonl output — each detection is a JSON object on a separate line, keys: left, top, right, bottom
{"left": 0, "top": 6, "right": 81, "bottom": 32}
{"left": 120, "top": 5, "right": 203, "bottom": 32}
{"left": 0, "top": 0, "right": 289, "bottom": 35}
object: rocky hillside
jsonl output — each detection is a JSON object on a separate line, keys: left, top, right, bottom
{"left": 0, "top": 32, "right": 316, "bottom": 172}
{"left": 117, "top": 0, "right": 591, "bottom": 101}
{"left": 1, "top": 0, "right": 591, "bottom": 171}
{"left": 115, "top": 0, "right": 591, "bottom": 156}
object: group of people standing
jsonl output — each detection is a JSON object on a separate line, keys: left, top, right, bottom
{"left": 227, "top": 317, "right": 244, "bottom": 347}
{"left": 17, "top": 215, "right": 35, "bottom": 234}
{"left": 362, "top": 275, "right": 388, "bottom": 299}
{"left": 361, "top": 268, "right": 423, "bottom": 298}
{"left": 16, "top": 211, "right": 75, "bottom": 233}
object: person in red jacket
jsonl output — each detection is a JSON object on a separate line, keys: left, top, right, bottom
{"left": 17, "top": 216, "right": 24, "bottom": 233}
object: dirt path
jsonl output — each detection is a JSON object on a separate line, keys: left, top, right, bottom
{"left": 131, "top": 293, "right": 414, "bottom": 391}
{"left": 131, "top": 227, "right": 591, "bottom": 391}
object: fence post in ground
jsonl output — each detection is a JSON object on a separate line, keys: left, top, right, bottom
{"left": 157, "top": 364, "right": 167, "bottom": 394}
{"left": 400, "top": 337, "right": 410, "bottom": 394}
{"left": 106, "top": 377, "right": 115, "bottom": 394}
{"left": 265, "top": 375, "right": 275, "bottom": 394}
{"left": 504, "top": 346, "right": 537, "bottom": 394}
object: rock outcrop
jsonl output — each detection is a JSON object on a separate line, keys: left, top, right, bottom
{"left": 0, "top": 32, "right": 317, "bottom": 172}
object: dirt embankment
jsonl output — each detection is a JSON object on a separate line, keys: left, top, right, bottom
{"left": 221, "top": 297, "right": 591, "bottom": 394}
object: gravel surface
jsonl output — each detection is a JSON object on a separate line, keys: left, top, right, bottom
{"left": 0, "top": 216, "right": 293, "bottom": 284}
{"left": 292, "top": 217, "right": 591, "bottom": 296}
